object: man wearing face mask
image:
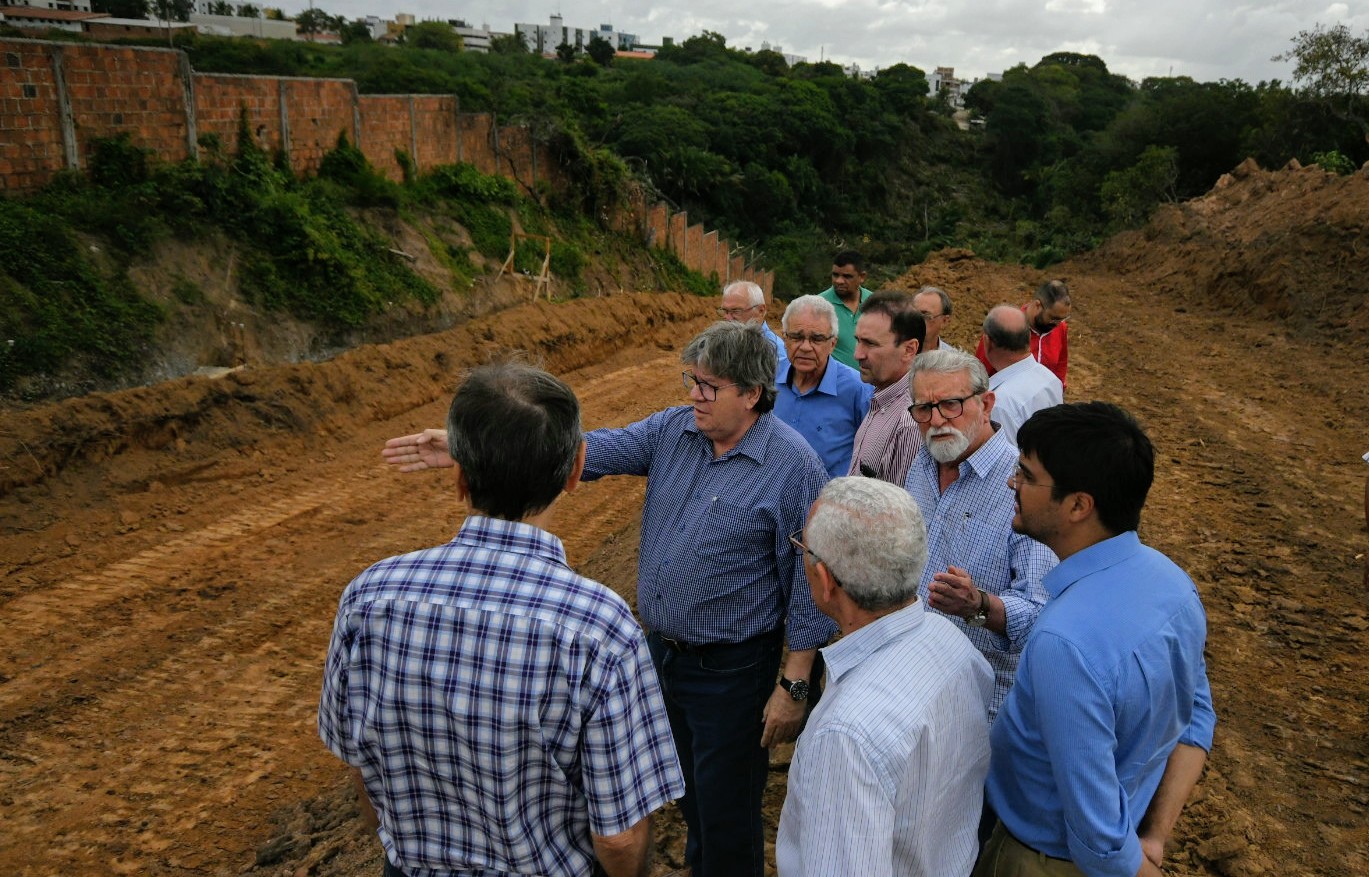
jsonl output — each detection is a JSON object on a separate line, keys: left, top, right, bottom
{"left": 901, "top": 348, "right": 1056, "bottom": 723}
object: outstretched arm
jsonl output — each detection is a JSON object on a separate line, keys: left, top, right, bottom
{"left": 381, "top": 429, "right": 453, "bottom": 472}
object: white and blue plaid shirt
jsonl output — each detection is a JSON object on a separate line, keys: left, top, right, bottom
{"left": 904, "top": 428, "right": 1057, "bottom": 719}
{"left": 583, "top": 407, "right": 835, "bottom": 650}
{"left": 319, "top": 516, "right": 684, "bottom": 876}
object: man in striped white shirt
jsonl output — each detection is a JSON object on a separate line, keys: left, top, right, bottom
{"left": 777, "top": 477, "right": 993, "bottom": 877}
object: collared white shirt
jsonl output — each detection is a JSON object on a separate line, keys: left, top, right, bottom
{"left": 988, "top": 356, "right": 1063, "bottom": 445}
{"left": 776, "top": 602, "right": 992, "bottom": 877}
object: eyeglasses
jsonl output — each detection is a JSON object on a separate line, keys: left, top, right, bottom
{"left": 917, "top": 310, "right": 946, "bottom": 321}
{"left": 1009, "top": 464, "right": 1055, "bottom": 491}
{"left": 784, "top": 331, "right": 835, "bottom": 346}
{"left": 908, "top": 392, "right": 981, "bottom": 423}
{"left": 717, "top": 305, "right": 760, "bottom": 318}
{"left": 789, "top": 529, "right": 843, "bottom": 586}
{"left": 682, "top": 370, "right": 739, "bottom": 401}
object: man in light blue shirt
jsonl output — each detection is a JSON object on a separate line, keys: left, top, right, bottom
{"left": 902, "top": 348, "right": 1055, "bottom": 720}
{"left": 777, "top": 477, "right": 992, "bottom": 877}
{"left": 977, "top": 402, "right": 1216, "bottom": 877}
{"left": 776, "top": 295, "right": 873, "bottom": 478}
{"left": 719, "top": 280, "right": 786, "bottom": 369}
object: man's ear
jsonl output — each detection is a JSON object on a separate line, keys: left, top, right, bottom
{"left": 1063, "top": 489, "right": 1096, "bottom": 524}
{"left": 809, "top": 557, "right": 841, "bottom": 606}
{"left": 453, "top": 462, "right": 471, "bottom": 504}
{"left": 563, "top": 440, "right": 586, "bottom": 495}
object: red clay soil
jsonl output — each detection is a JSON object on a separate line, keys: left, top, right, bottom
{"left": 1, "top": 163, "right": 1367, "bottom": 877}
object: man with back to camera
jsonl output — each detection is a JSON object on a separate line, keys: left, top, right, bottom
{"left": 980, "top": 304, "right": 1063, "bottom": 446}
{"left": 380, "top": 322, "right": 834, "bottom": 877}
{"left": 902, "top": 348, "right": 1055, "bottom": 721}
{"left": 321, "top": 363, "right": 684, "bottom": 877}
{"left": 776, "top": 295, "right": 873, "bottom": 478}
{"left": 819, "top": 250, "right": 873, "bottom": 368}
{"left": 913, "top": 285, "right": 961, "bottom": 353}
{"left": 848, "top": 290, "right": 924, "bottom": 485}
{"left": 776, "top": 476, "right": 992, "bottom": 877}
{"left": 976, "top": 401, "right": 1216, "bottom": 877}
{"left": 719, "top": 279, "right": 786, "bottom": 367}
{"left": 977, "top": 279, "right": 1072, "bottom": 388}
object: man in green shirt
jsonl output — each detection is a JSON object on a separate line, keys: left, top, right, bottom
{"left": 818, "top": 250, "right": 872, "bottom": 369}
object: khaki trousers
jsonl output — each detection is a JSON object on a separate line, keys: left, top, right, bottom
{"left": 973, "top": 822, "right": 1086, "bottom": 877}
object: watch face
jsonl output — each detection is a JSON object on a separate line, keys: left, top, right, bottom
{"left": 788, "top": 679, "right": 810, "bottom": 701}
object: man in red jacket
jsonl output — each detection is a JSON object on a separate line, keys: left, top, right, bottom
{"left": 976, "top": 280, "right": 1071, "bottom": 389}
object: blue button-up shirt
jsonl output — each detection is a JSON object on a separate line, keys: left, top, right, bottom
{"left": 903, "top": 428, "right": 1056, "bottom": 719}
{"left": 320, "top": 516, "right": 685, "bottom": 876}
{"left": 775, "top": 358, "right": 873, "bottom": 478}
{"left": 986, "top": 531, "right": 1217, "bottom": 877}
{"left": 583, "top": 406, "right": 835, "bottom": 651}
{"left": 761, "top": 321, "right": 788, "bottom": 371}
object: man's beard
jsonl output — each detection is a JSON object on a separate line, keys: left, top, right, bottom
{"left": 926, "top": 425, "right": 971, "bottom": 463}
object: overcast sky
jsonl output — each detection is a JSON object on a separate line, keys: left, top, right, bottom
{"left": 276, "top": 0, "right": 1367, "bottom": 86}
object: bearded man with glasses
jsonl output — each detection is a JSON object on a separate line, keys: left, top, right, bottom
{"left": 901, "top": 348, "right": 1056, "bottom": 724}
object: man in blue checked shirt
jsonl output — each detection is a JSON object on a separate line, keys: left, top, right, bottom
{"left": 582, "top": 320, "right": 834, "bottom": 877}
{"left": 977, "top": 402, "right": 1215, "bottom": 877}
{"left": 328, "top": 363, "right": 684, "bottom": 877}
{"left": 902, "top": 348, "right": 1056, "bottom": 723}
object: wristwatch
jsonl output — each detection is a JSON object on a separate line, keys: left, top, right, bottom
{"left": 965, "top": 588, "right": 989, "bottom": 628}
{"left": 779, "top": 676, "right": 810, "bottom": 702}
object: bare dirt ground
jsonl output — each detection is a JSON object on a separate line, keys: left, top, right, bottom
{"left": 2, "top": 163, "right": 1367, "bottom": 877}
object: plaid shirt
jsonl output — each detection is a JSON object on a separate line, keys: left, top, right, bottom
{"left": 904, "top": 429, "right": 1057, "bottom": 719}
{"left": 319, "top": 516, "right": 684, "bottom": 877}
{"left": 847, "top": 377, "right": 922, "bottom": 486}
{"left": 583, "top": 407, "right": 835, "bottom": 650}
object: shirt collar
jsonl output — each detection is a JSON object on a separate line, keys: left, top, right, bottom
{"left": 988, "top": 356, "right": 1034, "bottom": 388}
{"left": 870, "top": 377, "right": 911, "bottom": 411}
{"left": 454, "top": 515, "right": 570, "bottom": 567}
{"left": 961, "top": 425, "right": 1012, "bottom": 480}
{"left": 783, "top": 358, "right": 845, "bottom": 397}
{"left": 682, "top": 407, "right": 773, "bottom": 464}
{"left": 821, "top": 601, "right": 925, "bottom": 684}
{"left": 1041, "top": 531, "right": 1141, "bottom": 599}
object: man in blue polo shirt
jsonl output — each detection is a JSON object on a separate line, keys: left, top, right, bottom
{"left": 775, "top": 295, "right": 873, "bottom": 478}
{"left": 977, "top": 402, "right": 1216, "bottom": 877}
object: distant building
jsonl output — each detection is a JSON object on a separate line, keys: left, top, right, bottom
{"left": 447, "top": 18, "right": 491, "bottom": 52}
{"left": 188, "top": 11, "right": 296, "bottom": 39}
{"left": 930, "top": 65, "right": 966, "bottom": 107}
{"left": 759, "top": 41, "right": 806, "bottom": 66}
{"left": 514, "top": 13, "right": 636, "bottom": 55}
{"left": 0, "top": 5, "right": 104, "bottom": 31}
{"left": 1, "top": 0, "right": 91, "bottom": 11}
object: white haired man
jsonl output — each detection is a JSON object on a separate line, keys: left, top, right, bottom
{"left": 719, "top": 280, "right": 786, "bottom": 366}
{"left": 777, "top": 476, "right": 992, "bottom": 876}
{"left": 776, "top": 294, "right": 873, "bottom": 478}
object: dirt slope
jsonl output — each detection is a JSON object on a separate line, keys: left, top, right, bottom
{"left": 2, "top": 165, "right": 1367, "bottom": 877}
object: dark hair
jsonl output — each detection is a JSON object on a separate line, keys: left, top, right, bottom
{"left": 445, "top": 363, "right": 582, "bottom": 520}
{"left": 832, "top": 250, "right": 865, "bottom": 273}
{"left": 681, "top": 321, "right": 778, "bottom": 413}
{"left": 1035, "top": 279, "right": 1070, "bottom": 307}
{"left": 1016, "top": 402, "right": 1153, "bottom": 535}
{"left": 860, "top": 290, "right": 926, "bottom": 348}
{"left": 982, "top": 306, "right": 1030, "bottom": 352}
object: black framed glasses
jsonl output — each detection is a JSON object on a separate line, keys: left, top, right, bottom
{"left": 908, "top": 393, "right": 981, "bottom": 423}
{"left": 682, "top": 371, "right": 738, "bottom": 401}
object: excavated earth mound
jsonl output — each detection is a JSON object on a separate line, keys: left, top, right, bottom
{"left": 1, "top": 164, "right": 1367, "bottom": 877}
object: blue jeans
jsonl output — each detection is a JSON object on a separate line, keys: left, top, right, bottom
{"left": 648, "top": 630, "right": 782, "bottom": 877}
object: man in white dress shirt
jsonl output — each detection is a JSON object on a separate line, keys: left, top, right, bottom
{"left": 980, "top": 305, "right": 1063, "bottom": 445}
{"left": 776, "top": 477, "right": 993, "bottom": 877}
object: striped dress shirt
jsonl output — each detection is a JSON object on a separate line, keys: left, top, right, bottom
{"left": 847, "top": 376, "right": 922, "bottom": 485}
{"left": 319, "top": 516, "right": 684, "bottom": 876}
{"left": 904, "top": 429, "right": 1057, "bottom": 719}
{"left": 776, "top": 602, "right": 993, "bottom": 877}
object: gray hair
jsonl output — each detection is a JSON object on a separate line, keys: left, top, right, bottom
{"left": 983, "top": 304, "right": 1030, "bottom": 352}
{"left": 915, "top": 286, "right": 953, "bottom": 316}
{"left": 806, "top": 477, "right": 928, "bottom": 612}
{"left": 723, "top": 280, "right": 765, "bottom": 308}
{"left": 681, "top": 321, "right": 778, "bottom": 413}
{"left": 781, "top": 294, "right": 840, "bottom": 336}
{"left": 910, "top": 348, "right": 989, "bottom": 395}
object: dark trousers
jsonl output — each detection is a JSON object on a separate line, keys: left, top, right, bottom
{"left": 648, "top": 630, "right": 783, "bottom": 877}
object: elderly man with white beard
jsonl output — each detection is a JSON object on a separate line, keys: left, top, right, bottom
{"left": 902, "top": 349, "right": 1056, "bottom": 723}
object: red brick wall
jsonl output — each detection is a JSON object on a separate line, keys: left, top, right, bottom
{"left": 0, "top": 38, "right": 773, "bottom": 282}
{"left": 0, "top": 41, "right": 65, "bottom": 192}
